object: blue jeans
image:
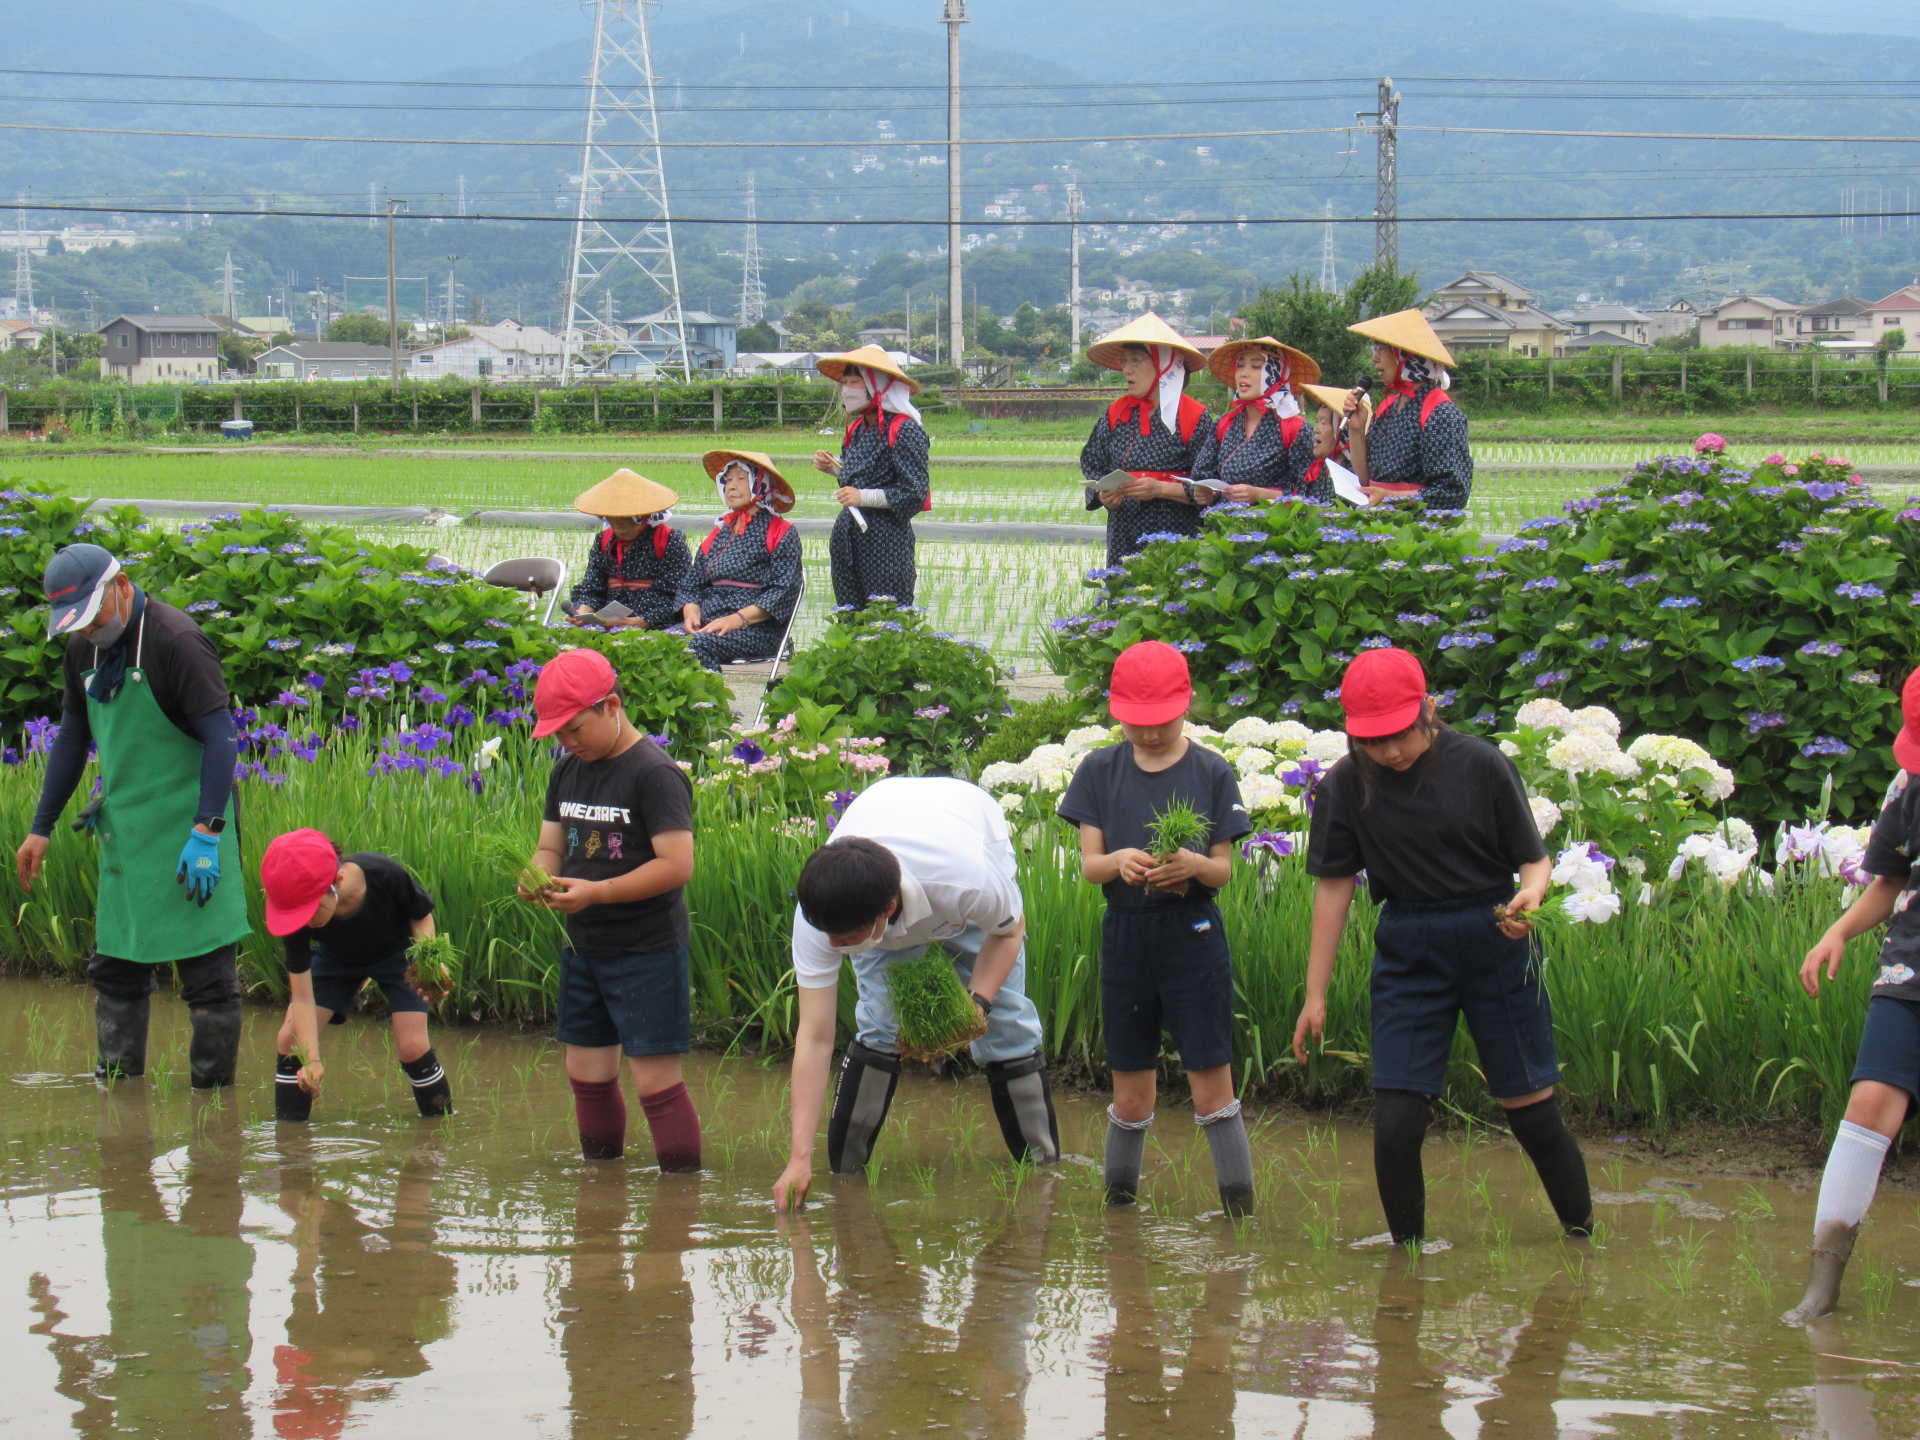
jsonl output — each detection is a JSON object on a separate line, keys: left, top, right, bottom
{"left": 848, "top": 924, "right": 1044, "bottom": 1063}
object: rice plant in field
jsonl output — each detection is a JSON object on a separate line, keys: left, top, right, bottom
{"left": 885, "top": 950, "right": 987, "bottom": 1063}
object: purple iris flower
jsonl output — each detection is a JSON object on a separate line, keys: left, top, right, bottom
{"left": 1242, "top": 831, "right": 1296, "bottom": 862}
{"left": 732, "top": 739, "right": 767, "bottom": 765}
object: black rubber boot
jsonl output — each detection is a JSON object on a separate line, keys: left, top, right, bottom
{"left": 188, "top": 1002, "right": 243, "bottom": 1090}
{"left": 402, "top": 1049, "right": 453, "bottom": 1117}
{"left": 827, "top": 1041, "right": 900, "bottom": 1174}
{"left": 94, "top": 992, "right": 150, "bottom": 1082}
{"left": 985, "top": 1051, "right": 1061, "bottom": 1165}
{"left": 1783, "top": 1221, "right": 1860, "bottom": 1326}
{"left": 274, "top": 1053, "right": 314, "bottom": 1122}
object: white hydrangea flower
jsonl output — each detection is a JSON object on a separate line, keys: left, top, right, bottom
{"left": 1304, "top": 730, "right": 1350, "bottom": 764}
{"left": 1601, "top": 751, "right": 1643, "bottom": 781}
{"left": 1529, "top": 794, "right": 1562, "bottom": 838}
{"left": 1626, "top": 734, "right": 1712, "bottom": 771}
{"left": 1499, "top": 739, "right": 1523, "bottom": 758}
{"left": 1703, "top": 845, "right": 1752, "bottom": 884}
{"left": 1564, "top": 887, "right": 1623, "bottom": 923}
{"left": 1697, "top": 763, "right": 1736, "bottom": 803}
{"left": 1563, "top": 706, "right": 1622, "bottom": 738}
{"left": 1545, "top": 730, "right": 1631, "bottom": 777}
{"left": 998, "top": 791, "right": 1024, "bottom": 814}
{"left": 1186, "top": 724, "right": 1224, "bottom": 744}
{"left": 977, "top": 761, "right": 1027, "bottom": 791}
{"left": 1240, "top": 772, "right": 1301, "bottom": 815}
{"left": 1223, "top": 717, "right": 1282, "bottom": 746}
{"left": 1233, "top": 746, "right": 1277, "bottom": 779}
{"left": 1269, "top": 720, "right": 1313, "bottom": 746}
{"left": 1514, "top": 698, "right": 1573, "bottom": 732}
{"left": 1064, "top": 725, "right": 1115, "bottom": 751}
{"left": 1713, "top": 818, "right": 1756, "bottom": 852}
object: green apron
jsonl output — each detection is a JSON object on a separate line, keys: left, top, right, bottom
{"left": 86, "top": 644, "right": 249, "bottom": 963}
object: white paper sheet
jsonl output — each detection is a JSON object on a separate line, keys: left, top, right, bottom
{"left": 1325, "top": 458, "right": 1370, "bottom": 507}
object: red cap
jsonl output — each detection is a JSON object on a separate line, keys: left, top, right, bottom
{"left": 261, "top": 829, "right": 340, "bottom": 936}
{"left": 1340, "top": 647, "right": 1427, "bottom": 739}
{"left": 1109, "top": 641, "right": 1192, "bottom": 726}
{"left": 533, "top": 648, "right": 618, "bottom": 737}
{"left": 1896, "top": 667, "right": 1920, "bottom": 773}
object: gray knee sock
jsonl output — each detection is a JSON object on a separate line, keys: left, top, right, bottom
{"left": 1198, "top": 1100, "right": 1254, "bottom": 1218}
{"left": 1105, "top": 1106, "right": 1152, "bottom": 1205}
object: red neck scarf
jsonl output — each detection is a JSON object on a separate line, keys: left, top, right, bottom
{"left": 724, "top": 505, "right": 756, "bottom": 537}
{"left": 1222, "top": 381, "right": 1288, "bottom": 434}
{"left": 1109, "top": 392, "right": 1161, "bottom": 437}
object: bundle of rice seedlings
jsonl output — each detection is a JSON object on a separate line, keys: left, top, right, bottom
{"left": 1145, "top": 797, "right": 1211, "bottom": 899}
{"left": 887, "top": 949, "right": 987, "bottom": 1063}
{"left": 405, "top": 932, "right": 461, "bottom": 1009}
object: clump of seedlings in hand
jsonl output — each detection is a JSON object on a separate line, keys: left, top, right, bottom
{"left": 1145, "top": 798, "right": 1210, "bottom": 899}
{"left": 887, "top": 949, "right": 988, "bottom": 1063}
{"left": 405, "top": 933, "right": 460, "bottom": 1009}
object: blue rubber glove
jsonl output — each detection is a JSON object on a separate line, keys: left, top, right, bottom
{"left": 177, "top": 827, "right": 221, "bottom": 906}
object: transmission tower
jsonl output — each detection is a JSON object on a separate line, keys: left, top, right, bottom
{"left": 368, "top": 181, "right": 379, "bottom": 230}
{"left": 561, "top": 0, "right": 690, "bottom": 383}
{"left": 1067, "top": 183, "right": 1082, "bottom": 353}
{"left": 1364, "top": 79, "right": 1400, "bottom": 272}
{"left": 13, "top": 196, "right": 31, "bottom": 316}
{"left": 738, "top": 171, "right": 765, "bottom": 324}
{"left": 218, "top": 251, "right": 241, "bottom": 317}
{"left": 457, "top": 175, "right": 468, "bottom": 219}
{"left": 1318, "top": 200, "right": 1338, "bottom": 292}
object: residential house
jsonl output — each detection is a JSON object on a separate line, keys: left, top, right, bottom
{"left": 1791, "top": 298, "right": 1874, "bottom": 350}
{"left": 856, "top": 326, "right": 908, "bottom": 347}
{"left": 252, "top": 341, "right": 395, "bottom": 380}
{"left": 1866, "top": 286, "right": 1920, "bottom": 354}
{"left": 1698, "top": 295, "right": 1800, "bottom": 350}
{"left": 1562, "top": 328, "right": 1649, "bottom": 353}
{"left": 98, "top": 314, "right": 226, "bottom": 383}
{"left": 1422, "top": 272, "right": 1569, "bottom": 357}
{"left": 607, "top": 309, "right": 738, "bottom": 374}
{"left": 1642, "top": 298, "right": 1701, "bottom": 345}
{"left": 406, "top": 320, "right": 565, "bottom": 381}
{"left": 1554, "top": 303, "right": 1653, "bottom": 347}
{"left": 0, "top": 318, "right": 44, "bottom": 350}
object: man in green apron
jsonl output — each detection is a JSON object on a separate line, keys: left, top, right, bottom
{"left": 14, "top": 543, "right": 250, "bottom": 1087}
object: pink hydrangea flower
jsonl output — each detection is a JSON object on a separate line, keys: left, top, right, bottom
{"left": 1849, "top": 472, "right": 1865, "bottom": 486}
{"left": 1762, "top": 452, "right": 1786, "bottom": 465}
{"left": 1694, "top": 433, "right": 1727, "bottom": 455}
{"left": 1784, "top": 464, "right": 1801, "bottom": 477}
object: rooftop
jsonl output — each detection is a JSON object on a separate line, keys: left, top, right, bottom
{"left": 102, "top": 314, "right": 224, "bottom": 334}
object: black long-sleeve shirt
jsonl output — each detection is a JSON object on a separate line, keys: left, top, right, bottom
{"left": 1189, "top": 410, "right": 1327, "bottom": 501}
{"left": 673, "top": 510, "right": 803, "bottom": 625}
{"left": 1363, "top": 387, "right": 1474, "bottom": 509}
{"left": 568, "top": 525, "right": 691, "bottom": 629}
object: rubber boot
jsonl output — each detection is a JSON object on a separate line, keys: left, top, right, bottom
{"left": 188, "top": 1002, "right": 243, "bottom": 1090}
{"left": 402, "top": 1049, "right": 453, "bottom": 1117}
{"left": 1782, "top": 1221, "right": 1860, "bottom": 1326}
{"left": 984, "top": 1051, "right": 1061, "bottom": 1165}
{"left": 826, "top": 1041, "right": 900, "bottom": 1174}
{"left": 274, "top": 1053, "right": 314, "bottom": 1122}
{"left": 94, "top": 992, "right": 150, "bottom": 1082}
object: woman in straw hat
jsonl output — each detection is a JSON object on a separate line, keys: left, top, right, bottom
{"left": 669, "top": 451, "right": 803, "bottom": 670}
{"left": 567, "top": 468, "right": 689, "bottom": 631}
{"left": 811, "top": 346, "right": 929, "bottom": 610}
{"left": 1077, "top": 314, "right": 1215, "bottom": 568}
{"left": 1296, "top": 382, "right": 1373, "bottom": 502}
{"left": 1190, "top": 336, "right": 1325, "bottom": 504}
{"left": 1344, "top": 309, "right": 1473, "bottom": 509}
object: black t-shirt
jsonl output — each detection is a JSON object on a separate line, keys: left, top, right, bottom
{"left": 61, "top": 597, "right": 228, "bottom": 736}
{"left": 1857, "top": 772, "right": 1920, "bottom": 1002}
{"left": 1306, "top": 728, "right": 1547, "bottom": 903}
{"left": 1057, "top": 741, "right": 1252, "bottom": 911}
{"left": 283, "top": 852, "right": 434, "bottom": 974}
{"left": 542, "top": 737, "right": 695, "bottom": 956}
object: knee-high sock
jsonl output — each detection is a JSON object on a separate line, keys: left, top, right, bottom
{"left": 1373, "top": 1090, "right": 1431, "bottom": 1243}
{"left": 570, "top": 1076, "right": 627, "bottom": 1160}
{"left": 1814, "top": 1121, "right": 1892, "bottom": 1231}
{"left": 275, "top": 1052, "right": 313, "bottom": 1123}
{"left": 1104, "top": 1106, "right": 1152, "bottom": 1205}
{"left": 401, "top": 1049, "right": 453, "bottom": 1117}
{"left": 1198, "top": 1100, "right": 1254, "bottom": 1219}
{"left": 1505, "top": 1094, "right": 1593, "bottom": 1234}
{"left": 640, "top": 1081, "right": 702, "bottom": 1173}
{"left": 188, "top": 1002, "right": 243, "bottom": 1090}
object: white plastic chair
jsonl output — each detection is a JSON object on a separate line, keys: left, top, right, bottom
{"left": 483, "top": 557, "right": 568, "bottom": 627}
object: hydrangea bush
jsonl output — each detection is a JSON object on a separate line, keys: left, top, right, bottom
{"left": 1046, "top": 446, "right": 1914, "bottom": 824}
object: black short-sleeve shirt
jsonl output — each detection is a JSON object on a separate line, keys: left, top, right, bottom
{"left": 542, "top": 737, "right": 695, "bottom": 956}
{"left": 283, "top": 852, "right": 435, "bottom": 975}
{"left": 61, "top": 598, "right": 228, "bottom": 735}
{"left": 1057, "top": 741, "right": 1253, "bottom": 911}
{"left": 1857, "top": 772, "right": 1920, "bottom": 1002}
{"left": 1305, "top": 728, "right": 1547, "bottom": 903}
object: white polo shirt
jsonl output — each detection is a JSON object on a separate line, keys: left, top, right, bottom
{"left": 791, "top": 777, "right": 1025, "bottom": 989}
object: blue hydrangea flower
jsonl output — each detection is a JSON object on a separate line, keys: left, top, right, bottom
{"left": 1732, "top": 655, "right": 1785, "bottom": 671}
{"left": 1801, "top": 736, "right": 1850, "bottom": 757}
{"left": 1658, "top": 596, "right": 1701, "bottom": 609}
{"left": 1836, "top": 582, "right": 1885, "bottom": 600}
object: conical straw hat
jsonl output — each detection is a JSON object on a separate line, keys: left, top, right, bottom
{"left": 1300, "top": 382, "right": 1358, "bottom": 414}
{"left": 1085, "top": 312, "right": 1206, "bottom": 372}
{"left": 815, "top": 344, "right": 920, "bottom": 393}
{"left": 1206, "top": 335, "right": 1321, "bottom": 391}
{"left": 572, "top": 467, "right": 678, "bottom": 519}
{"left": 1346, "top": 308, "right": 1456, "bottom": 369}
{"left": 703, "top": 448, "right": 797, "bottom": 514}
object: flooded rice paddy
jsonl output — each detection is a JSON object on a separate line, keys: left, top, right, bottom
{"left": 1, "top": 976, "right": 1917, "bottom": 1438}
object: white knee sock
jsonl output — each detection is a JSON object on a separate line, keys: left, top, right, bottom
{"left": 1813, "top": 1121, "right": 1892, "bottom": 1231}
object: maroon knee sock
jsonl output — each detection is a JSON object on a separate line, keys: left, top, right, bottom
{"left": 639, "top": 1082, "right": 702, "bottom": 1173}
{"left": 570, "top": 1076, "right": 627, "bottom": 1160}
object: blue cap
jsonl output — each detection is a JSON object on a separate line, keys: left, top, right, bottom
{"left": 44, "top": 543, "right": 121, "bottom": 638}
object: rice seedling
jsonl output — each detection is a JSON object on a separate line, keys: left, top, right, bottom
{"left": 404, "top": 933, "right": 461, "bottom": 1011}
{"left": 1653, "top": 1225, "right": 1707, "bottom": 1298}
{"left": 886, "top": 951, "right": 988, "bottom": 1063}
{"left": 1857, "top": 1255, "right": 1896, "bottom": 1319}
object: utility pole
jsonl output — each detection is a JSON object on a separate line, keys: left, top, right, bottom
{"left": 1357, "top": 78, "right": 1401, "bottom": 273}
{"left": 219, "top": 251, "right": 240, "bottom": 318}
{"left": 14, "top": 194, "right": 32, "bottom": 317}
{"left": 1067, "top": 182, "right": 1082, "bottom": 355}
{"left": 368, "top": 181, "right": 379, "bottom": 231}
{"left": 944, "top": 0, "right": 966, "bottom": 376}
{"left": 446, "top": 254, "right": 461, "bottom": 330}
{"left": 386, "top": 196, "right": 409, "bottom": 395}
{"left": 739, "top": 170, "right": 765, "bottom": 323}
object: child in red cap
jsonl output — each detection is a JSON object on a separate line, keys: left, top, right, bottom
{"left": 1295, "top": 647, "right": 1590, "bottom": 1247}
{"left": 1057, "top": 640, "right": 1256, "bottom": 1216}
{"left": 1783, "top": 665, "right": 1920, "bottom": 1324}
{"left": 523, "top": 648, "right": 701, "bottom": 1170}
{"left": 260, "top": 827, "right": 450, "bottom": 1122}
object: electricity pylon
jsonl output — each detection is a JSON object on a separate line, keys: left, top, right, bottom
{"left": 739, "top": 171, "right": 765, "bottom": 324}
{"left": 1318, "top": 200, "right": 1338, "bottom": 292}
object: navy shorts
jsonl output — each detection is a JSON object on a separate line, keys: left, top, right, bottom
{"left": 1851, "top": 995, "right": 1920, "bottom": 1113}
{"left": 555, "top": 945, "right": 691, "bottom": 1056}
{"left": 1100, "top": 900, "right": 1236, "bottom": 1074}
{"left": 311, "top": 943, "right": 428, "bottom": 1022}
{"left": 1368, "top": 890, "right": 1562, "bottom": 1100}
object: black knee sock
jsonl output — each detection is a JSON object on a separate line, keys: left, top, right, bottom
{"left": 275, "top": 1053, "right": 313, "bottom": 1123}
{"left": 1373, "top": 1090, "right": 1431, "bottom": 1243}
{"left": 1504, "top": 1094, "right": 1592, "bottom": 1235}
{"left": 401, "top": 1049, "right": 453, "bottom": 1117}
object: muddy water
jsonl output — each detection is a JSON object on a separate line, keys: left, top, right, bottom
{"left": 1, "top": 976, "right": 1916, "bottom": 1439}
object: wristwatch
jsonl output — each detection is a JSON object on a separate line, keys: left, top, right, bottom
{"left": 970, "top": 991, "right": 993, "bottom": 1017}
{"left": 194, "top": 815, "right": 226, "bottom": 834}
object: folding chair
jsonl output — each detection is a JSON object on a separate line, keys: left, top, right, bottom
{"left": 483, "top": 557, "right": 569, "bottom": 627}
{"left": 734, "top": 574, "right": 805, "bottom": 728}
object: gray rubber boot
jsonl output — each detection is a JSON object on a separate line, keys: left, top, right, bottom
{"left": 1781, "top": 1221, "right": 1860, "bottom": 1326}
{"left": 94, "top": 992, "right": 150, "bottom": 1082}
{"left": 188, "top": 1002, "right": 244, "bottom": 1090}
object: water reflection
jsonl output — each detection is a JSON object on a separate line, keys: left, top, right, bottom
{"left": 1101, "top": 1212, "right": 1247, "bottom": 1439}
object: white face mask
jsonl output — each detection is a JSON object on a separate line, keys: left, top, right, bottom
{"left": 840, "top": 380, "right": 872, "bottom": 412}
{"left": 89, "top": 591, "right": 129, "bottom": 649}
